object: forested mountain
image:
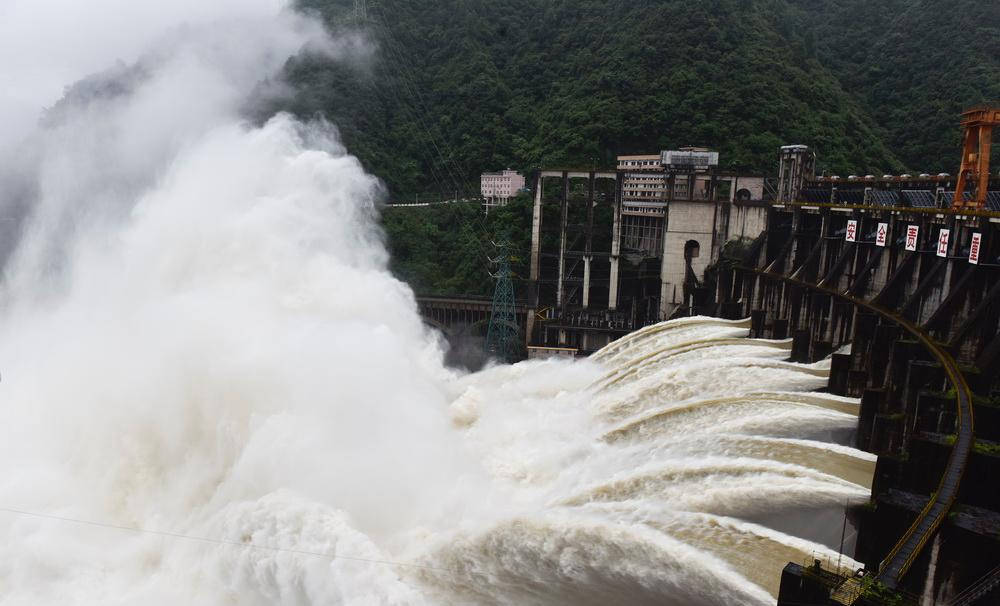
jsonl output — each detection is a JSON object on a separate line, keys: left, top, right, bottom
{"left": 788, "top": 0, "right": 1000, "bottom": 173}
{"left": 284, "top": 0, "right": 998, "bottom": 199}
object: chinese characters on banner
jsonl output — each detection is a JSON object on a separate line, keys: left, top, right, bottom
{"left": 905, "top": 225, "right": 919, "bottom": 251}
{"left": 969, "top": 233, "right": 982, "bottom": 265}
{"left": 845, "top": 220, "right": 858, "bottom": 243}
{"left": 875, "top": 223, "right": 888, "bottom": 247}
{"left": 937, "top": 229, "right": 950, "bottom": 257}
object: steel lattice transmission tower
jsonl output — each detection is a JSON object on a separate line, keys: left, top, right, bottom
{"left": 354, "top": 0, "right": 367, "bottom": 22}
{"left": 484, "top": 240, "right": 519, "bottom": 363}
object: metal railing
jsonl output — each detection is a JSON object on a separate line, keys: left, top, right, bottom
{"left": 947, "top": 563, "right": 1000, "bottom": 605}
{"left": 800, "top": 556, "right": 922, "bottom": 605}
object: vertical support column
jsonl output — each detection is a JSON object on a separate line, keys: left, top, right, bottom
{"left": 658, "top": 211, "right": 673, "bottom": 321}
{"left": 709, "top": 174, "right": 721, "bottom": 271}
{"left": 788, "top": 208, "right": 804, "bottom": 274}
{"left": 658, "top": 172, "right": 676, "bottom": 320}
{"left": 954, "top": 128, "right": 975, "bottom": 208}
{"left": 529, "top": 173, "right": 544, "bottom": 283}
{"left": 716, "top": 199, "right": 732, "bottom": 262}
{"left": 825, "top": 297, "right": 838, "bottom": 344}
{"left": 816, "top": 209, "right": 832, "bottom": 280}
{"left": 608, "top": 174, "right": 623, "bottom": 310}
{"left": 847, "top": 212, "right": 862, "bottom": 292}
{"left": 872, "top": 214, "right": 896, "bottom": 292}
{"left": 752, "top": 210, "right": 775, "bottom": 314}
{"left": 527, "top": 173, "right": 544, "bottom": 348}
{"left": 937, "top": 217, "right": 959, "bottom": 302}
{"left": 907, "top": 243, "right": 925, "bottom": 303}
{"left": 583, "top": 173, "right": 596, "bottom": 309}
{"left": 586, "top": 174, "right": 596, "bottom": 253}
{"left": 977, "top": 125, "right": 992, "bottom": 208}
{"left": 556, "top": 172, "right": 569, "bottom": 309}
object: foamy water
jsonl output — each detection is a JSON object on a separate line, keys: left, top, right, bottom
{"left": 0, "top": 3, "right": 873, "bottom": 605}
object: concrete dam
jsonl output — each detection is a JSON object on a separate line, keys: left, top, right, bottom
{"left": 420, "top": 113, "right": 1000, "bottom": 604}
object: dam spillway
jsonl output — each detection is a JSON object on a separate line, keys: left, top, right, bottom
{"left": 414, "top": 317, "right": 873, "bottom": 605}
{"left": 0, "top": 298, "right": 873, "bottom": 605}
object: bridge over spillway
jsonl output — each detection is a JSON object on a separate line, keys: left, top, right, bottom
{"left": 415, "top": 295, "right": 532, "bottom": 339}
{"left": 414, "top": 295, "right": 533, "bottom": 366}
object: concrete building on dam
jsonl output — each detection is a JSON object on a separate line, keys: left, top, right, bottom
{"left": 526, "top": 148, "right": 766, "bottom": 354}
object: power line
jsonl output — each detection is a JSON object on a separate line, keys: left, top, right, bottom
{"left": 366, "top": 2, "right": 472, "bottom": 197}
{"left": 364, "top": 54, "right": 451, "bottom": 197}
{"left": 360, "top": 2, "right": 513, "bottom": 274}
{"left": 357, "top": 1, "right": 496, "bottom": 206}
{"left": 344, "top": 2, "right": 454, "bottom": 200}
{"left": 376, "top": 1, "right": 474, "bottom": 191}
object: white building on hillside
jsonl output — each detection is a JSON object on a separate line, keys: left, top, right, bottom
{"left": 481, "top": 169, "right": 525, "bottom": 210}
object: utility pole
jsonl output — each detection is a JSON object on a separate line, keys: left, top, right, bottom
{"left": 485, "top": 238, "right": 519, "bottom": 363}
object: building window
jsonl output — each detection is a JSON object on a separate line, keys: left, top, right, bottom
{"left": 685, "top": 240, "right": 700, "bottom": 260}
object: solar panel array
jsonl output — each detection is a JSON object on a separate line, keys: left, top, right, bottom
{"left": 936, "top": 191, "right": 1000, "bottom": 210}
{"left": 834, "top": 189, "right": 866, "bottom": 204}
{"left": 902, "top": 190, "right": 937, "bottom": 208}
{"left": 988, "top": 191, "right": 1000, "bottom": 211}
{"left": 795, "top": 187, "right": 999, "bottom": 209}
{"left": 941, "top": 191, "right": 972, "bottom": 207}
{"left": 800, "top": 188, "right": 831, "bottom": 203}
{"left": 870, "top": 190, "right": 901, "bottom": 206}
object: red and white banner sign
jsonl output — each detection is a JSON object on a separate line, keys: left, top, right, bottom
{"left": 937, "top": 229, "right": 950, "bottom": 257}
{"left": 969, "top": 232, "right": 982, "bottom": 265}
{"left": 876, "top": 222, "right": 888, "bottom": 247}
{"left": 845, "top": 220, "right": 857, "bottom": 243}
{"left": 905, "top": 225, "right": 919, "bottom": 251}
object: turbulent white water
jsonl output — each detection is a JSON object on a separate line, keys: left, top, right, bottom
{"left": 0, "top": 3, "right": 874, "bottom": 605}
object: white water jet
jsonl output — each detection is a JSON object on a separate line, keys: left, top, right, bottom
{"left": 920, "top": 534, "right": 941, "bottom": 606}
{"left": 0, "top": 3, "right": 875, "bottom": 605}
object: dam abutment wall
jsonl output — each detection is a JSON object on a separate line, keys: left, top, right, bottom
{"left": 723, "top": 204, "right": 1000, "bottom": 603}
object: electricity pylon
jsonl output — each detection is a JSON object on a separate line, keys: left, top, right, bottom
{"left": 484, "top": 239, "right": 519, "bottom": 363}
{"left": 354, "top": 0, "right": 367, "bottom": 22}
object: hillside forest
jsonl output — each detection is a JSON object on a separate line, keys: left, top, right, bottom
{"left": 281, "top": 0, "right": 1000, "bottom": 296}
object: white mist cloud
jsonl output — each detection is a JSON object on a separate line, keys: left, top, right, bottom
{"left": 0, "top": 0, "right": 292, "bottom": 143}
{"left": 0, "top": 2, "right": 474, "bottom": 604}
{"left": 0, "top": 1, "right": 369, "bottom": 297}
